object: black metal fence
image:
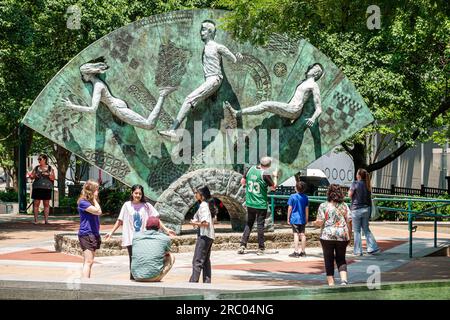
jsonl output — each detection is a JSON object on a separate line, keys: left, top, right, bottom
{"left": 272, "top": 184, "right": 448, "bottom": 198}
{"left": 373, "top": 185, "right": 448, "bottom": 197}
{"left": 270, "top": 186, "right": 296, "bottom": 206}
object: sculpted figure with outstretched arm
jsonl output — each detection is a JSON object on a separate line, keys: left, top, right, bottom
{"left": 63, "top": 62, "right": 175, "bottom": 130}
{"left": 223, "top": 63, "right": 324, "bottom": 128}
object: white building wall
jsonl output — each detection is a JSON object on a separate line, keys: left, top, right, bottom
{"left": 373, "top": 134, "right": 448, "bottom": 189}
{"left": 307, "top": 147, "right": 355, "bottom": 186}
{"left": 88, "top": 166, "right": 113, "bottom": 187}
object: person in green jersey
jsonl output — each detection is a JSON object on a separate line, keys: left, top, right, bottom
{"left": 238, "top": 157, "right": 277, "bottom": 255}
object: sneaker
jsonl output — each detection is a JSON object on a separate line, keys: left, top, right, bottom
{"left": 223, "top": 101, "right": 238, "bottom": 129}
{"left": 237, "top": 246, "right": 246, "bottom": 254}
{"left": 256, "top": 249, "right": 265, "bottom": 256}
{"left": 288, "top": 252, "right": 300, "bottom": 258}
{"left": 352, "top": 252, "right": 363, "bottom": 257}
{"left": 367, "top": 248, "right": 380, "bottom": 255}
{"left": 341, "top": 280, "right": 348, "bottom": 286}
{"left": 299, "top": 251, "right": 306, "bottom": 257}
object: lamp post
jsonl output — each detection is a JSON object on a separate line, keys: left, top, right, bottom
{"left": 18, "top": 124, "right": 28, "bottom": 213}
{"left": 441, "top": 142, "right": 448, "bottom": 189}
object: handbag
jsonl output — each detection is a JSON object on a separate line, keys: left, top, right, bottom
{"left": 32, "top": 166, "right": 54, "bottom": 190}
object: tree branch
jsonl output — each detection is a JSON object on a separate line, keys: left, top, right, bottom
{"left": 341, "top": 141, "right": 352, "bottom": 155}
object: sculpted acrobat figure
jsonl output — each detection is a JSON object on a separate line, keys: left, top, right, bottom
{"left": 223, "top": 63, "right": 324, "bottom": 128}
{"left": 63, "top": 62, "right": 175, "bottom": 130}
{"left": 158, "top": 20, "right": 243, "bottom": 140}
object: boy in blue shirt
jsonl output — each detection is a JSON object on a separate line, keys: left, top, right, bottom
{"left": 287, "top": 181, "right": 309, "bottom": 257}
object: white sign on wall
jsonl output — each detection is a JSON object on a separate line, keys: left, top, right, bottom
{"left": 307, "top": 147, "right": 355, "bottom": 186}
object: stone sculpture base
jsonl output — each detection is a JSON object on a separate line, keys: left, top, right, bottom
{"left": 156, "top": 168, "right": 276, "bottom": 234}
{"left": 55, "top": 227, "right": 323, "bottom": 256}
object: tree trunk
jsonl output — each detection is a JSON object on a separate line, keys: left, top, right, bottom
{"left": 74, "top": 155, "right": 87, "bottom": 184}
{"left": 4, "top": 167, "right": 12, "bottom": 189}
{"left": 52, "top": 144, "right": 71, "bottom": 202}
{"left": 342, "top": 141, "right": 368, "bottom": 179}
{"left": 12, "top": 128, "right": 33, "bottom": 192}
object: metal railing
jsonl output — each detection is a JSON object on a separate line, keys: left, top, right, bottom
{"left": 306, "top": 185, "right": 448, "bottom": 197}
{"left": 371, "top": 185, "right": 447, "bottom": 197}
{"left": 373, "top": 196, "right": 450, "bottom": 258}
{"left": 268, "top": 194, "right": 450, "bottom": 258}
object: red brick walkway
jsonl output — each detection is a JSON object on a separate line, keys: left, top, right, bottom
{"left": 361, "top": 239, "right": 406, "bottom": 252}
{"left": 0, "top": 248, "right": 84, "bottom": 263}
{"left": 214, "top": 259, "right": 356, "bottom": 274}
{"left": 213, "top": 240, "right": 405, "bottom": 273}
{"left": 382, "top": 257, "right": 450, "bottom": 282}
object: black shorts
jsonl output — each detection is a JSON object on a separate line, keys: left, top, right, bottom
{"left": 292, "top": 224, "right": 306, "bottom": 234}
{"left": 79, "top": 234, "right": 101, "bottom": 252}
{"left": 31, "top": 188, "right": 52, "bottom": 200}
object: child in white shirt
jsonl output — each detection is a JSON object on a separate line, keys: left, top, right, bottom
{"left": 189, "top": 186, "right": 217, "bottom": 283}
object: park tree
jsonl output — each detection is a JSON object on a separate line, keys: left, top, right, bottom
{"left": 218, "top": 0, "right": 450, "bottom": 174}
{"left": 4, "top": 0, "right": 443, "bottom": 192}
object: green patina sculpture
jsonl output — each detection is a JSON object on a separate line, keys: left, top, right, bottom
{"left": 22, "top": 9, "right": 374, "bottom": 204}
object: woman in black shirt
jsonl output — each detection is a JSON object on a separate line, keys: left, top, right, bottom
{"left": 28, "top": 154, "right": 55, "bottom": 224}
{"left": 348, "top": 168, "right": 379, "bottom": 256}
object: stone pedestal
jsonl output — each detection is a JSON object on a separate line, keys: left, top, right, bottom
{"left": 54, "top": 227, "right": 322, "bottom": 256}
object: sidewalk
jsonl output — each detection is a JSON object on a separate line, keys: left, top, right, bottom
{"left": 0, "top": 214, "right": 449, "bottom": 299}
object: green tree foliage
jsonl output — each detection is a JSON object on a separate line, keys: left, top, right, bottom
{"left": 218, "top": 0, "right": 450, "bottom": 172}
{"left": 375, "top": 195, "right": 450, "bottom": 221}
{"left": 98, "top": 186, "right": 129, "bottom": 215}
{"left": 0, "top": 189, "right": 18, "bottom": 202}
{"left": 3, "top": 0, "right": 447, "bottom": 187}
